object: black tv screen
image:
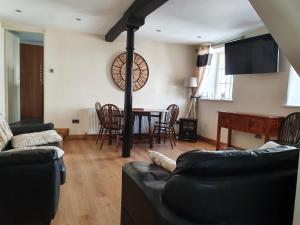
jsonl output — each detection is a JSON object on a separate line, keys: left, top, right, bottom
{"left": 225, "top": 34, "right": 279, "bottom": 75}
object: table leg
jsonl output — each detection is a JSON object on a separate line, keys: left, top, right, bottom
{"left": 216, "top": 124, "right": 222, "bottom": 150}
{"left": 148, "top": 114, "right": 153, "bottom": 148}
{"left": 227, "top": 129, "right": 232, "bottom": 148}
{"left": 131, "top": 116, "right": 136, "bottom": 149}
{"left": 138, "top": 115, "right": 142, "bottom": 140}
{"left": 265, "top": 121, "right": 271, "bottom": 143}
{"left": 158, "top": 112, "right": 162, "bottom": 144}
{"left": 265, "top": 134, "right": 270, "bottom": 143}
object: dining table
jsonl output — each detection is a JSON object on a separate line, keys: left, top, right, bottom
{"left": 120, "top": 108, "right": 168, "bottom": 148}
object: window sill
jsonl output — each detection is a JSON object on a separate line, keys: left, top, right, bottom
{"left": 283, "top": 104, "right": 300, "bottom": 108}
{"left": 198, "top": 98, "right": 233, "bottom": 103}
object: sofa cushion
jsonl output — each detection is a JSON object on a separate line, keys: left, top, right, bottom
{"left": 0, "top": 114, "right": 13, "bottom": 151}
{"left": 12, "top": 130, "right": 62, "bottom": 148}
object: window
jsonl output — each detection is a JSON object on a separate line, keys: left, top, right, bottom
{"left": 198, "top": 47, "right": 234, "bottom": 101}
{"left": 286, "top": 66, "right": 300, "bottom": 107}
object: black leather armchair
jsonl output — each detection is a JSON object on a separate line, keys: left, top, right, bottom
{"left": 0, "top": 123, "right": 66, "bottom": 225}
{"left": 121, "top": 146, "right": 299, "bottom": 225}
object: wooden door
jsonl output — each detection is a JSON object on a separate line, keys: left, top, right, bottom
{"left": 20, "top": 44, "right": 44, "bottom": 121}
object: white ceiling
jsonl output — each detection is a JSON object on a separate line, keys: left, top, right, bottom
{"left": 0, "top": 0, "right": 264, "bottom": 44}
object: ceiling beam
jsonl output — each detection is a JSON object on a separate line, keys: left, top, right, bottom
{"left": 105, "top": 0, "right": 168, "bottom": 42}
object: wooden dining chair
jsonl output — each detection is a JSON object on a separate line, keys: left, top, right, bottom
{"left": 95, "top": 102, "right": 103, "bottom": 144}
{"left": 278, "top": 112, "right": 300, "bottom": 146}
{"left": 152, "top": 104, "right": 179, "bottom": 149}
{"left": 99, "top": 104, "right": 122, "bottom": 151}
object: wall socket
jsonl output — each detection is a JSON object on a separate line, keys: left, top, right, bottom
{"left": 255, "top": 134, "right": 262, "bottom": 139}
{"left": 72, "top": 119, "right": 80, "bottom": 124}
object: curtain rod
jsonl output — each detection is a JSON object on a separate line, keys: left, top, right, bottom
{"left": 195, "top": 35, "right": 246, "bottom": 51}
{"left": 212, "top": 35, "right": 246, "bottom": 47}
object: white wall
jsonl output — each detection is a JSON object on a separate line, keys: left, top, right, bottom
{"left": 0, "top": 22, "right": 5, "bottom": 117}
{"left": 44, "top": 28, "right": 194, "bottom": 134}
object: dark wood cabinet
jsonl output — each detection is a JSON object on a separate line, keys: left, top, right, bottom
{"left": 216, "top": 111, "right": 284, "bottom": 150}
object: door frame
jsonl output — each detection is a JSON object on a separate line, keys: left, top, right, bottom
{"left": 3, "top": 25, "right": 45, "bottom": 123}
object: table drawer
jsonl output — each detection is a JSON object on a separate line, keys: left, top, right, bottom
{"left": 219, "top": 114, "right": 249, "bottom": 132}
{"left": 249, "top": 118, "right": 266, "bottom": 134}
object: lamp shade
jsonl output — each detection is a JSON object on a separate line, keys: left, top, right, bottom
{"left": 184, "top": 77, "right": 198, "bottom": 88}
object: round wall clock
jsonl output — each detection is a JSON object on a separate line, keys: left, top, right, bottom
{"left": 111, "top": 52, "right": 149, "bottom": 92}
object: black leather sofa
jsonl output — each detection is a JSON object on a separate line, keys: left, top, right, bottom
{"left": 121, "top": 146, "right": 299, "bottom": 225}
{"left": 0, "top": 123, "right": 66, "bottom": 225}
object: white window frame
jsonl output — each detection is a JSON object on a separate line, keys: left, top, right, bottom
{"left": 199, "top": 47, "right": 234, "bottom": 101}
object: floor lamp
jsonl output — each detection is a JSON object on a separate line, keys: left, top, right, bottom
{"left": 184, "top": 77, "right": 198, "bottom": 118}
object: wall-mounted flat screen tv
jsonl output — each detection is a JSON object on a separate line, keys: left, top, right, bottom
{"left": 225, "top": 34, "right": 279, "bottom": 75}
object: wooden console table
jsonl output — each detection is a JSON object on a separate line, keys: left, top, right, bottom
{"left": 216, "top": 111, "right": 284, "bottom": 150}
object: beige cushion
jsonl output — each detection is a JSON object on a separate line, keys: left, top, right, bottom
{"left": 0, "top": 114, "right": 13, "bottom": 151}
{"left": 12, "top": 130, "right": 62, "bottom": 148}
{"left": 149, "top": 151, "right": 176, "bottom": 172}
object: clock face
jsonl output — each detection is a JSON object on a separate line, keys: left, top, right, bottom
{"left": 111, "top": 53, "right": 149, "bottom": 92}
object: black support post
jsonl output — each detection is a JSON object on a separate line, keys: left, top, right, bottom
{"left": 122, "top": 26, "right": 135, "bottom": 158}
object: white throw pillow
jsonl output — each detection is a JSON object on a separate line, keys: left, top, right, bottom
{"left": 12, "top": 130, "right": 62, "bottom": 148}
{"left": 259, "top": 141, "right": 281, "bottom": 149}
{"left": 11, "top": 146, "right": 64, "bottom": 158}
{"left": 149, "top": 151, "right": 176, "bottom": 172}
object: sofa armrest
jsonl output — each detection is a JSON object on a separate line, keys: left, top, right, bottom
{"left": 0, "top": 149, "right": 61, "bottom": 224}
{"left": 10, "top": 123, "right": 55, "bottom": 136}
{"left": 0, "top": 148, "right": 58, "bottom": 166}
{"left": 121, "top": 162, "right": 203, "bottom": 225}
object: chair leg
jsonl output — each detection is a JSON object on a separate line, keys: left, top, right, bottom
{"left": 96, "top": 125, "right": 102, "bottom": 144}
{"left": 172, "top": 127, "right": 177, "bottom": 146}
{"left": 163, "top": 129, "right": 166, "bottom": 144}
{"left": 99, "top": 129, "right": 107, "bottom": 150}
{"left": 116, "top": 130, "right": 120, "bottom": 152}
{"left": 108, "top": 130, "right": 112, "bottom": 145}
{"left": 168, "top": 129, "right": 173, "bottom": 149}
{"left": 152, "top": 126, "right": 158, "bottom": 144}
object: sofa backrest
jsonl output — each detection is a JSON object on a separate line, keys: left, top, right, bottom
{"left": 174, "top": 146, "right": 298, "bottom": 176}
{"left": 0, "top": 114, "right": 13, "bottom": 151}
{"left": 162, "top": 146, "right": 299, "bottom": 225}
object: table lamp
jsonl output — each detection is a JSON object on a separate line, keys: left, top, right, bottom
{"left": 184, "top": 77, "right": 198, "bottom": 99}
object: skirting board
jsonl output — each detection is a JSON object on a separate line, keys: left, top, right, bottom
{"left": 54, "top": 130, "right": 243, "bottom": 149}
{"left": 199, "top": 136, "right": 244, "bottom": 150}
{"left": 68, "top": 134, "right": 97, "bottom": 140}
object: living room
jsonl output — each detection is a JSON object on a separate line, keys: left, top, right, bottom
{"left": 0, "top": 0, "right": 300, "bottom": 225}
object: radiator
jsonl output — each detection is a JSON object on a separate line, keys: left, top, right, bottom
{"left": 79, "top": 108, "right": 100, "bottom": 135}
{"left": 88, "top": 108, "right": 100, "bottom": 134}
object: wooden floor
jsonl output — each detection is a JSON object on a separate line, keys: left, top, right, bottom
{"left": 52, "top": 139, "right": 215, "bottom": 225}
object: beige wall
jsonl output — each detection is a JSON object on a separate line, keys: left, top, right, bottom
{"left": 44, "top": 28, "right": 194, "bottom": 134}
{"left": 198, "top": 52, "right": 299, "bottom": 149}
